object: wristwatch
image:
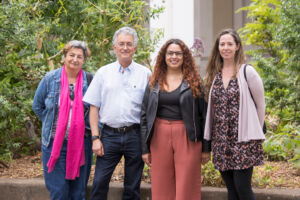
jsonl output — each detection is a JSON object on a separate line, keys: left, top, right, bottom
{"left": 92, "top": 135, "right": 100, "bottom": 141}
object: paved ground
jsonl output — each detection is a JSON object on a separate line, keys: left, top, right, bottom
{"left": 0, "top": 178, "right": 300, "bottom": 200}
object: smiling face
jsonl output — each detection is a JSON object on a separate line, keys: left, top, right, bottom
{"left": 64, "top": 47, "right": 85, "bottom": 72}
{"left": 165, "top": 43, "right": 184, "bottom": 71}
{"left": 113, "top": 33, "right": 137, "bottom": 66}
{"left": 218, "top": 33, "right": 240, "bottom": 62}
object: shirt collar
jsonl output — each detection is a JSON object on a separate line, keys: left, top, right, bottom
{"left": 117, "top": 60, "right": 134, "bottom": 73}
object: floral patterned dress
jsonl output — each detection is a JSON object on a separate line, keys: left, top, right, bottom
{"left": 211, "top": 72, "right": 264, "bottom": 171}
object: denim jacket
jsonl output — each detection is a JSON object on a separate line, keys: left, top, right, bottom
{"left": 32, "top": 67, "right": 91, "bottom": 147}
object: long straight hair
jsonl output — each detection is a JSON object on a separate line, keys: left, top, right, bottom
{"left": 205, "top": 29, "right": 245, "bottom": 96}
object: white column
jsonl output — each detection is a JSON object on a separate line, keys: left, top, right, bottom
{"left": 194, "top": 0, "right": 214, "bottom": 77}
{"left": 171, "top": 0, "right": 194, "bottom": 47}
{"left": 150, "top": 0, "right": 194, "bottom": 66}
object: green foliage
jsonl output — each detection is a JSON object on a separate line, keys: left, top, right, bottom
{"left": 0, "top": 0, "right": 44, "bottom": 160}
{"left": 0, "top": 0, "right": 164, "bottom": 160}
{"left": 142, "top": 164, "right": 151, "bottom": 183}
{"left": 252, "top": 163, "right": 276, "bottom": 187}
{"left": 263, "top": 124, "right": 300, "bottom": 162}
{"left": 201, "top": 161, "right": 224, "bottom": 187}
{"left": 238, "top": 0, "right": 300, "bottom": 168}
{"left": 238, "top": 0, "right": 300, "bottom": 124}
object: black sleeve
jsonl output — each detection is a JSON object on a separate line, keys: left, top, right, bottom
{"left": 140, "top": 84, "right": 150, "bottom": 154}
{"left": 85, "top": 72, "right": 94, "bottom": 86}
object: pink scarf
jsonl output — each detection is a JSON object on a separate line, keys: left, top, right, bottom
{"left": 47, "top": 66, "right": 85, "bottom": 180}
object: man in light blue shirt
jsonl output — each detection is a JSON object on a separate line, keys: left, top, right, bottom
{"left": 83, "top": 27, "right": 151, "bottom": 200}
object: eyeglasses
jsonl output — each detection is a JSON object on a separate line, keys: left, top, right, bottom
{"left": 166, "top": 51, "right": 184, "bottom": 57}
{"left": 117, "top": 42, "right": 134, "bottom": 48}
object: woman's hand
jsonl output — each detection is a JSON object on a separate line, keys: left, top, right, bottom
{"left": 201, "top": 152, "right": 211, "bottom": 165}
{"left": 92, "top": 139, "right": 104, "bottom": 157}
{"left": 142, "top": 153, "right": 151, "bottom": 166}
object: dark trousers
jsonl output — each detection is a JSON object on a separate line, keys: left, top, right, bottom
{"left": 91, "top": 127, "right": 144, "bottom": 200}
{"left": 220, "top": 167, "right": 256, "bottom": 200}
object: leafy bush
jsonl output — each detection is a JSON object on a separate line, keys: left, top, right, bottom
{"left": 263, "top": 124, "right": 300, "bottom": 161}
{"left": 0, "top": 0, "right": 163, "bottom": 161}
{"left": 201, "top": 161, "right": 224, "bottom": 187}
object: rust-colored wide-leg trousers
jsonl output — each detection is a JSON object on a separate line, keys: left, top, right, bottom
{"left": 150, "top": 118, "right": 202, "bottom": 200}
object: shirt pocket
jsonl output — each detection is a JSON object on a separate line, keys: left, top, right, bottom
{"left": 128, "top": 84, "right": 145, "bottom": 105}
{"left": 45, "top": 92, "right": 56, "bottom": 109}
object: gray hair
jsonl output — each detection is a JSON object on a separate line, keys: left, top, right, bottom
{"left": 63, "top": 40, "right": 91, "bottom": 60}
{"left": 112, "top": 27, "right": 138, "bottom": 47}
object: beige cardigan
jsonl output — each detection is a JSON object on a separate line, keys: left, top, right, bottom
{"left": 204, "top": 64, "right": 266, "bottom": 142}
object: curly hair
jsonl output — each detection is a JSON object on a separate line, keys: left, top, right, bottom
{"left": 205, "top": 29, "right": 245, "bottom": 97}
{"left": 149, "top": 39, "right": 203, "bottom": 97}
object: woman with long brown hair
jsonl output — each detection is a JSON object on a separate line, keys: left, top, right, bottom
{"left": 204, "top": 29, "right": 265, "bottom": 200}
{"left": 140, "top": 38, "right": 211, "bottom": 200}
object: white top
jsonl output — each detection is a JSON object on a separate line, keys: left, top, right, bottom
{"left": 83, "top": 61, "right": 151, "bottom": 128}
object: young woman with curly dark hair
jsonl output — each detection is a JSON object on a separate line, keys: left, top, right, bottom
{"left": 140, "top": 39, "right": 211, "bottom": 200}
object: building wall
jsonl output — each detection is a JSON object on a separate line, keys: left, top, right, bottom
{"left": 213, "top": 0, "right": 233, "bottom": 37}
{"left": 149, "top": 0, "right": 251, "bottom": 76}
{"left": 194, "top": 0, "right": 251, "bottom": 76}
{"left": 149, "top": 0, "right": 195, "bottom": 68}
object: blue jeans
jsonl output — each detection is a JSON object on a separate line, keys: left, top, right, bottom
{"left": 42, "top": 135, "right": 93, "bottom": 200}
{"left": 91, "top": 127, "right": 144, "bottom": 200}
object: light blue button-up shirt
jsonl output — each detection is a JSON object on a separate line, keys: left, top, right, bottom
{"left": 83, "top": 61, "right": 151, "bottom": 128}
